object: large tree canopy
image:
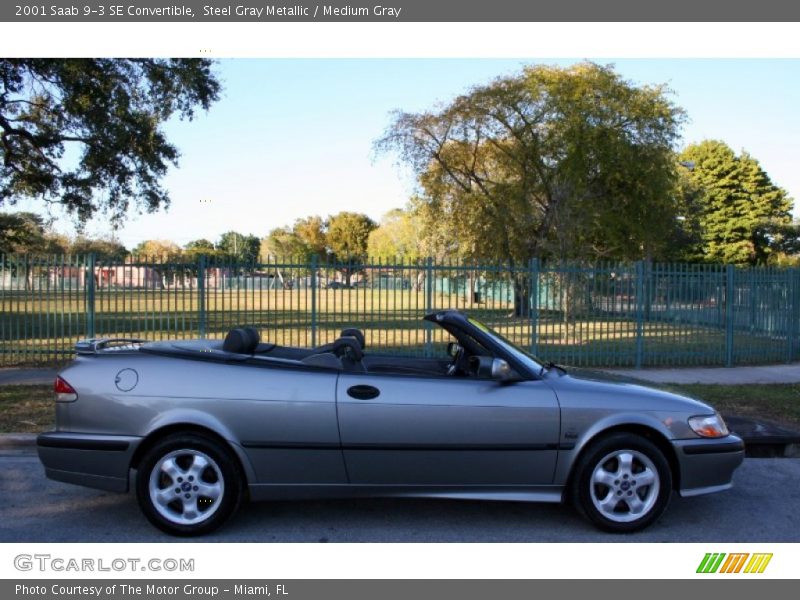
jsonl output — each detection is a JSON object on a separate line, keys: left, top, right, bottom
{"left": 0, "top": 59, "right": 220, "bottom": 223}
{"left": 376, "top": 62, "right": 686, "bottom": 265}
{"left": 293, "top": 216, "right": 328, "bottom": 257}
{"left": 132, "top": 239, "right": 183, "bottom": 260}
{"left": 678, "top": 140, "right": 794, "bottom": 265}
{"left": 262, "top": 226, "right": 310, "bottom": 260}
{"left": 326, "top": 211, "right": 376, "bottom": 260}
{"left": 217, "top": 231, "right": 261, "bottom": 263}
{"left": 262, "top": 216, "right": 329, "bottom": 261}
{"left": 367, "top": 208, "right": 424, "bottom": 261}
{"left": 0, "top": 211, "right": 47, "bottom": 254}
{"left": 70, "top": 236, "right": 128, "bottom": 260}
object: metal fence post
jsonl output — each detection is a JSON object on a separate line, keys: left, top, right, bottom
{"left": 424, "top": 257, "right": 433, "bottom": 356}
{"left": 725, "top": 264, "right": 735, "bottom": 367}
{"left": 788, "top": 267, "right": 799, "bottom": 363}
{"left": 86, "top": 253, "right": 96, "bottom": 339}
{"left": 198, "top": 255, "right": 206, "bottom": 339}
{"left": 635, "top": 261, "right": 645, "bottom": 369}
{"left": 530, "top": 258, "right": 539, "bottom": 356}
{"left": 310, "top": 254, "right": 318, "bottom": 347}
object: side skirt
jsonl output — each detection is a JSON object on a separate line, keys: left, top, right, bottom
{"left": 247, "top": 484, "right": 564, "bottom": 503}
{"left": 679, "top": 482, "right": 734, "bottom": 498}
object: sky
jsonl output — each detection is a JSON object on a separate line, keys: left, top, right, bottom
{"left": 11, "top": 58, "right": 800, "bottom": 249}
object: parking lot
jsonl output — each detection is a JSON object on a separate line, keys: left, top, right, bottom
{"left": 1, "top": 450, "right": 798, "bottom": 542}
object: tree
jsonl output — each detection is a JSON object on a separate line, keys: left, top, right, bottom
{"left": 183, "top": 238, "right": 217, "bottom": 261}
{"left": 768, "top": 221, "right": 800, "bottom": 265}
{"left": 70, "top": 236, "right": 128, "bottom": 260}
{"left": 376, "top": 62, "right": 685, "bottom": 315}
{"left": 261, "top": 227, "right": 308, "bottom": 259}
{"left": 326, "top": 211, "right": 376, "bottom": 286}
{"left": 326, "top": 212, "right": 376, "bottom": 259}
{"left": 293, "top": 216, "right": 328, "bottom": 257}
{"left": 262, "top": 216, "right": 329, "bottom": 261}
{"left": 42, "top": 232, "right": 70, "bottom": 254}
{"left": 367, "top": 208, "right": 424, "bottom": 261}
{"left": 678, "top": 140, "right": 794, "bottom": 265}
{"left": 0, "top": 59, "right": 221, "bottom": 223}
{"left": 132, "top": 239, "right": 183, "bottom": 260}
{"left": 216, "top": 231, "right": 260, "bottom": 263}
{"left": 0, "top": 211, "right": 46, "bottom": 254}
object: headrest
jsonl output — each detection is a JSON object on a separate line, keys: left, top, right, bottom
{"left": 223, "top": 326, "right": 260, "bottom": 354}
{"left": 340, "top": 328, "right": 366, "bottom": 350}
{"left": 332, "top": 336, "right": 363, "bottom": 362}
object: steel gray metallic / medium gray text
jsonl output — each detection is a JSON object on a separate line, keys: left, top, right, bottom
{"left": 13, "top": 554, "right": 194, "bottom": 572}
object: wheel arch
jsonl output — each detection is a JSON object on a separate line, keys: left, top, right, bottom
{"left": 130, "top": 423, "right": 256, "bottom": 487}
{"left": 564, "top": 422, "right": 680, "bottom": 494}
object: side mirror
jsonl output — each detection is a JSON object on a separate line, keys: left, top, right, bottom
{"left": 491, "top": 358, "right": 514, "bottom": 381}
{"left": 470, "top": 356, "right": 515, "bottom": 381}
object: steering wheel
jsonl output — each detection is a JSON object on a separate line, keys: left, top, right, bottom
{"left": 446, "top": 344, "right": 468, "bottom": 376}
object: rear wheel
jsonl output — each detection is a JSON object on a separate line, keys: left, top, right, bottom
{"left": 571, "top": 433, "right": 672, "bottom": 533}
{"left": 136, "top": 433, "right": 243, "bottom": 536}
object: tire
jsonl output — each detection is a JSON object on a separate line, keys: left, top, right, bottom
{"left": 136, "top": 433, "right": 244, "bottom": 536}
{"left": 571, "top": 433, "right": 672, "bottom": 533}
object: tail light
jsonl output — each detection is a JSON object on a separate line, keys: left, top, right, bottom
{"left": 54, "top": 376, "right": 78, "bottom": 402}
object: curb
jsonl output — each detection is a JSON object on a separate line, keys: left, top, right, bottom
{"left": 741, "top": 440, "right": 800, "bottom": 458}
{"left": 0, "top": 433, "right": 36, "bottom": 448}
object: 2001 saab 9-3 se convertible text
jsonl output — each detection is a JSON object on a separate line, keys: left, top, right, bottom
{"left": 37, "top": 310, "right": 744, "bottom": 536}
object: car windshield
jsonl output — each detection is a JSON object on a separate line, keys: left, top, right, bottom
{"left": 467, "top": 317, "right": 547, "bottom": 374}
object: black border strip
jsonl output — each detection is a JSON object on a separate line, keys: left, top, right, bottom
{"left": 682, "top": 439, "right": 745, "bottom": 455}
{"left": 241, "top": 441, "right": 569, "bottom": 451}
{"left": 37, "top": 434, "right": 130, "bottom": 452}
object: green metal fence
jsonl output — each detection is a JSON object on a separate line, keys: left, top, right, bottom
{"left": 1, "top": 254, "right": 798, "bottom": 368}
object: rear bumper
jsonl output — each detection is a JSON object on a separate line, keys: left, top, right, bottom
{"left": 672, "top": 435, "right": 745, "bottom": 498}
{"left": 37, "top": 432, "right": 143, "bottom": 493}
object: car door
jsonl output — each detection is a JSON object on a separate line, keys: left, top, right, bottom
{"left": 211, "top": 364, "right": 347, "bottom": 485}
{"left": 336, "top": 372, "right": 560, "bottom": 485}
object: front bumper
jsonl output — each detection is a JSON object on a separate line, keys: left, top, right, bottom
{"left": 672, "top": 434, "right": 745, "bottom": 497}
{"left": 37, "top": 432, "right": 143, "bottom": 493}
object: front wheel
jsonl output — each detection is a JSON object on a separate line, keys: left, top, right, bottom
{"left": 136, "top": 433, "right": 244, "bottom": 536}
{"left": 571, "top": 433, "right": 672, "bottom": 533}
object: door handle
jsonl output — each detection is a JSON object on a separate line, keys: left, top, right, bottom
{"left": 347, "top": 385, "right": 380, "bottom": 400}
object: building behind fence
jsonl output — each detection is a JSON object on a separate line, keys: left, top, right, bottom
{"left": 1, "top": 254, "right": 799, "bottom": 368}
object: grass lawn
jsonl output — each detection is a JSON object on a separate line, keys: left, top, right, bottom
{"left": 0, "top": 382, "right": 798, "bottom": 434}
{"left": 0, "top": 384, "right": 53, "bottom": 433}
{"left": 671, "top": 384, "right": 800, "bottom": 428}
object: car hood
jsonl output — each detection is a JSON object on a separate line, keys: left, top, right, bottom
{"left": 546, "top": 367, "right": 715, "bottom": 413}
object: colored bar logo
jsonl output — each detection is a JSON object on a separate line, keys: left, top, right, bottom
{"left": 697, "top": 553, "right": 772, "bottom": 574}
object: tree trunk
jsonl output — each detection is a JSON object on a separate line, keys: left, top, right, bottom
{"left": 562, "top": 280, "right": 571, "bottom": 343}
{"left": 413, "top": 271, "right": 425, "bottom": 292}
{"left": 513, "top": 275, "right": 531, "bottom": 317}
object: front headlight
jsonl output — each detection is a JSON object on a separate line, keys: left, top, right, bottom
{"left": 688, "top": 413, "right": 730, "bottom": 438}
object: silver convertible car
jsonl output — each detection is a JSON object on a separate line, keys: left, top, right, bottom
{"left": 37, "top": 310, "right": 744, "bottom": 536}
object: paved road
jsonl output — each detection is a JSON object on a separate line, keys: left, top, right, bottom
{"left": 1, "top": 451, "right": 798, "bottom": 542}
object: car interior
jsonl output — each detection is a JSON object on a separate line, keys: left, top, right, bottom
{"left": 140, "top": 323, "right": 501, "bottom": 379}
